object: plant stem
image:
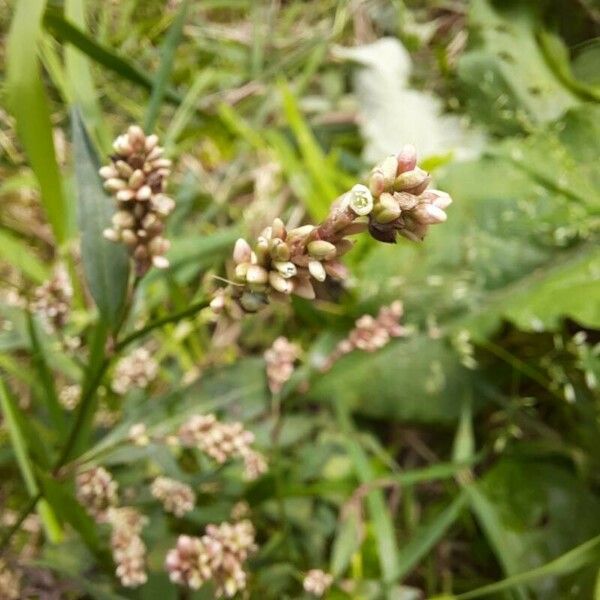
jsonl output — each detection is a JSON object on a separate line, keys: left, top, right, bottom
{"left": 0, "top": 493, "right": 41, "bottom": 555}
{"left": 115, "top": 298, "right": 209, "bottom": 352}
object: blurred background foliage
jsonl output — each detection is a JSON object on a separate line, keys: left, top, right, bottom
{"left": 0, "top": 0, "right": 599, "bottom": 598}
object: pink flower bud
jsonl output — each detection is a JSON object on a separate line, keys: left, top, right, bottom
{"left": 396, "top": 144, "right": 417, "bottom": 174}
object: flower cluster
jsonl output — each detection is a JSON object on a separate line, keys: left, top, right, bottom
{"left": 107, "top": 507, "right": 148, "bottom": 588}
{"left": 0, "top": 560, "right": 21, "bottom": 600}
{"left": 165, "top": 520, "right": 256, "bottom": 597}
{"left": 151, "top": 476, "right": 196, "bottom": 517}
{"left": 303, "top": 569, "right": 333, "bottom": 597}
{"left": 59, "top": 383, "right": 81, "bottom": 410}
{"left": 211, "top": 145, "right": 451, "bottom": 314}
{"left": 366, "top": 145, "right": 451, "bottom": 243}
{"left": 100, "top": 126, "right": 174, "bottom": 275}
{"left": 322, "top": 301, "right": 407, "bottom": 371}
{"left": 111, "top": 346, "right": 158, "bottom": 395}
{"left": 75, "top": 466, "right": 119, "bottom": 520}
{"left": 31, "top": 265, "right": 72, "bottom": 333}
{"left": 178, "top": 414, "right": 267, "bottom": 480}
{"left": 264, "top": 336, "right": 300, "bottom": 394}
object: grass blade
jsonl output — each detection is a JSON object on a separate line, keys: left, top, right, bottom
{"left": 144, "top": 0, "right": 190, "bottom": 132}
{"left": 65, "top": 0, "right": 112, "bottom": 153}
{"left": 43, "top": 8, "right": 189, "bottom": 111}
{"left": 0, "top": 378, "right": 62, "bottom": 543}
{"left": 457, "top": 534, "right": 600, "bottom": 599}
{"left": 336, "top": 402, "right": 400, "bottom": 586}
{"left": 397, "top": 492, "right": 467, "bottom": 580}
{"left": 6, "top": 0, "right": 69, "bottom": 245}
{"left": 0, "top": 229, "right": 48, "bottom": 284}
{"left": 26, "top": 312, "right": 66, "bottom": 436}
{"left": 71, "top": 107, "right": 130, "bottom": 330}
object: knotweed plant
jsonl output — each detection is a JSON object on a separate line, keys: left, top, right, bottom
{"left": 3, "top": 122, "right": 451, "bottom": 600}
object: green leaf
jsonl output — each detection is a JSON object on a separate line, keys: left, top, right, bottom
{"left": 26, "top": 313, "right": 66, "bottom": 435}
{"left": 336, "top": 404, "right": 400, "bottom": 585}
{"left": 6, "top": 0, "right": 69, "bottom": 244}
{"left": 0, "top": 378, "right": 62, "bottom": 543}
{"left": 457, "top": 534, "right": 600, "bottom": 600}
{"left": 0, "top": 229, "right": 48, "bottom": 284}
{"left": 458, "top": 0, "right": 579, "bottom": 134}
{"left": 330, "top": 508, "right": 362, "bottom": 578}
{"left": 144, "top": 0, "right": 190, "bottom": 132}
{"left": 64, "top": 0, "right": 112, "bottom": 153}
{"left": 396, "top": 492, "right": 467, "bottom": 580}
{"left": 43, "top": 7, "right": 189, "bottom": 111}
{"left": 71, "top": 107, "right": 130, "bottom": 329}
{"left": 308, "top": 336, "right": 478, "bottom": 422}
{"left": 466, "top": 458, "right": 600, "bottom": 598}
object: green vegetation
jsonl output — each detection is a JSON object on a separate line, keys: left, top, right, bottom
{"left": 0, "top": 0, "right": 599, "bottom": 598}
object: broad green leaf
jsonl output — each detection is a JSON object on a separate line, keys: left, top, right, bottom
{"left": 71, "top": 108, "right": 130, "bottom": 329}
{"left": 458, "top": 0, "right": 580, "bottom": 134}
{"left": 6, "top": 0, "right": 69, "bottom": 244}
{"left": 308, "top": 336, "right": 478, "bottom": 422}
{"left": 144, "top": 0, "right": 190, "bottom": 132}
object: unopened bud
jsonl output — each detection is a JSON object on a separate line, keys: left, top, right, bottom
{"left": 128, "top": 169, "right": 145, "bottom": 190}
{"left": 269, "top": 271, "right": 293, "bottom": 294}
{"left": 270, "top": 239, "right": 290, "bottom": 261}
{"left": 240, "top": 291, "right": 266, "bottom": 312}
{"left": 394, "top": 191, "right": 419, "bottom": 211}
{"left": 136, "top": 186, "right": 152, "bottom": 201}
{"left": 324, "top": 261, "right": 348, "bottom": 279}
{"left": 396, "top": 144, "right": 417, "bottom": 174}
{"left": 307, "top": 240, "right": 337, "bottom": 260}
{"left": 271, "top": 218, "right": 286, "bottom": 240}
{"left": 394, "top": 167, "right": 430, "bottom": 194}
{"left": 293, "top": 278, "right": 316, "bottom": 300}
{"left": 104, "top": 178, "right": 127, "bottom": 192}
{"left": 368, "top": 170, "right": 386, "bottom": 196}
{"left": 273, "top": 261, "right": 297, "bottom": 278}
{"left": 380, "top": 155, "right": 399, "bottom": 187}
{"left": 308, "top": 260, "right": 326, "bottom": 282}
{"left": 246, "top": 265, "right": 268, "bottom": 285}
{"left": 235, "top": 263, "right": 249, "bottom": 281}
{"left": 233, "top": 238, "right": 252, "bottom": 264}
{"left": 373, "top": 192, "right": 401, "bottom": 224}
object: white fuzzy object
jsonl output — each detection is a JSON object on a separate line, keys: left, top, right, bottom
{"left": 334, "top": 38, "right": 485, "bottom": 163}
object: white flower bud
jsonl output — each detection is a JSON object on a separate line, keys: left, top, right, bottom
{"left": 308, "top": 260, "right": 326, "bottom": 282}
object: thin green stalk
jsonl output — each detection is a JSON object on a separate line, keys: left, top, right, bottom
{"left": 0, "top": 493, "right": 41, "bottom": 554}
{"left": 115, "top": 298, "right": 209, "bottom": 352}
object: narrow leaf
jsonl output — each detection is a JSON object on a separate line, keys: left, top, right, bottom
{"left": 26, "top": 313, "right": 66, "bottom": 435}
{"left": 6, "top": 0, "right": 69, "bottom": 244}
{"left": 0, "top": 378, "right": 62, "bottom": 543}
{"left": 457, "top": 534, "right": 600, "bottom": 599}
{"left": 397, "top": 493, "right": 467, "bottom": 579}
{"left": 0, "top": 229, "right": 48, "bottom": 284}
{"left": 71, "top": 108, "right": 130, "bottom": 329}
{"left": 144, "top": 0, "right": 190, "bottom": 132}
{"left": 65, "top": 0, "right": 112, "bottom": 152}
